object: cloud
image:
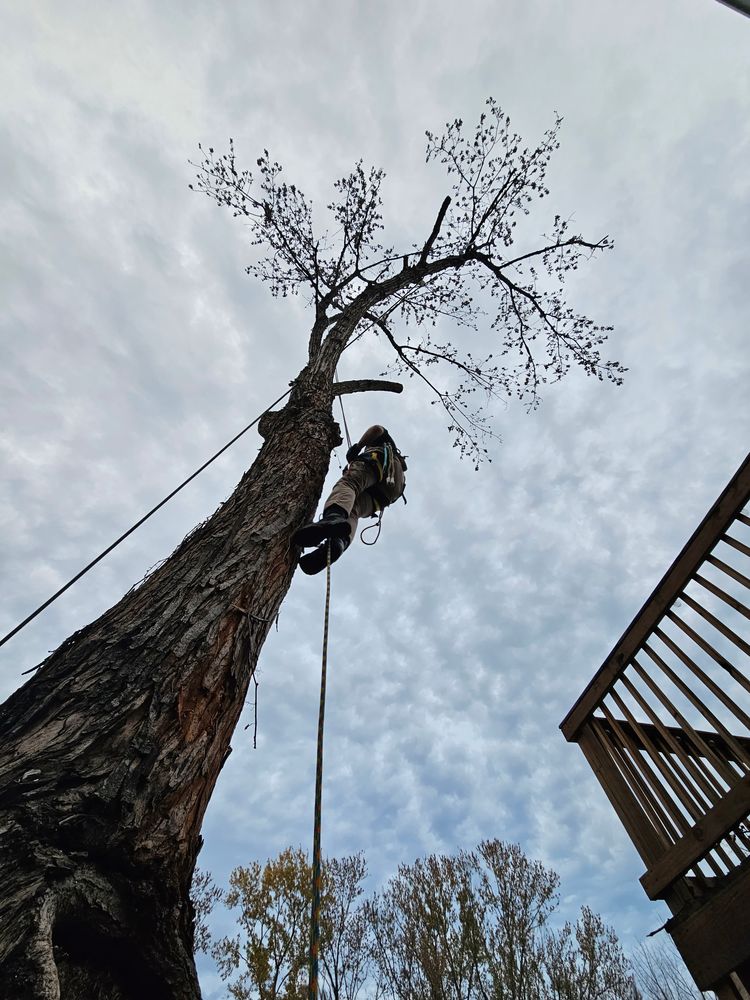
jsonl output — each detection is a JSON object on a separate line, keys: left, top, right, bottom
{"left": 2, "top": 1, "right": 749, "bottom": 990}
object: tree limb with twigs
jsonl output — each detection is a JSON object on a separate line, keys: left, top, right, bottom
{"left": 191, "top": 97, "right": 623, "bottom": 466}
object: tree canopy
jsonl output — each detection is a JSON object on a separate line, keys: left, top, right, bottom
{"left": 192, "top": 98, "right": 623, "bottom": 464}
{"left": 194, "top": 840, "right": 638, "bottom": 1000}
{"left": 195, "top": 848, "right": 371, "bottom": 1000}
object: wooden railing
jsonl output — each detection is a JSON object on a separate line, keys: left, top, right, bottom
{"left": 561, "top": 452, "right": 750, "bottom": 993}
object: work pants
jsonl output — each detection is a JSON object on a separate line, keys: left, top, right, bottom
{"left": 324, "top": 460, "right": 378, "bottom": 541}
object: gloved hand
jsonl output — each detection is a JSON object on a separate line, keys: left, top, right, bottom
{"left": 346, "top": 444, "right": 361, "bottom": 464}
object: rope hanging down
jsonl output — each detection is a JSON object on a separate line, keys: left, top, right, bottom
{"left": 308, "top": 542, "right": 332, "bottom": 1000}
{"left": 360, "top": 512, "right": 384, "bottom": 545}
{"left": 335, "top": 368, "right": 352, "bottom": 450}
{"left": 308, "top": 372, "right": 375, "bottom": 994}
{"left": 335, "top": 370, "right": 386, "bottom": 547}
{"left": 0, "top": 387, "right": 292, "bottom": 651}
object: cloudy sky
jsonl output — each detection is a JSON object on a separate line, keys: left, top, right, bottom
{"left": 1, "top": 0, "right": 748, "bottom": 994}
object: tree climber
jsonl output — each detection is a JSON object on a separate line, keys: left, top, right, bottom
{"left": 293, "top": 425, "right": 407, "bottom": 574}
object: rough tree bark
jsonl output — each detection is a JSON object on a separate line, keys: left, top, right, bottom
{"left": 0, "top": 101, "right": 621, "bottom": 997}
{"left": 0, "top": 365, "right": 360, "bottom": 999}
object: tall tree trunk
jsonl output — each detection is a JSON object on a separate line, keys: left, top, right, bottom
{"left": 0, "top": 371, "right": 340, "bottom": 999}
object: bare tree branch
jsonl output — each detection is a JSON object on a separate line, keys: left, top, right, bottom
{"left": 194, "top": 98, "right": 623, "bottom": 465}
{"left": 419, "top": 195, "right": 452, "bottom": 264}
{"left": 332, "top": 379, "right": 403, "bottom": 396}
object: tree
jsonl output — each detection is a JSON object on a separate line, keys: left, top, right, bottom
{"left": 193, "top": 849, "right": 372, "bottom": 1000}
{"left": 318, "top": 854, "right": 373, "bottom": 1000}
{"left": 367, "top": 840, "right": 623, "bottom": 1000}
{"left": 474, "top": 839, "right": 558, "bottom": 998}
{"left": 196, "top": 841, "right": 636, "bottom": 1000}
{"left": 630, "top": 941, "right": 707, "bottom": 1000}
{"left": 192, "top": 869, "right": 223, "bottom": 957}
{"left": 368, "top": 840, "right": 636, "bottom": 1000}
{"left": 212, "top": 847, "right": 311, "bottom": 1000}
{"left": 544, "top": 906, "right": 635, "bottom": 1000}
{"left": 370, "top": 840, "right": 635, "bottom": 1000}
{"left": 0, "top": 99, "right": 621, "bottom": 998}
{"left": 191, "top": 100, "right": 622, "bottom": 465}
{"left": 366, "top": 850, "right": 485, "bottom": 1000}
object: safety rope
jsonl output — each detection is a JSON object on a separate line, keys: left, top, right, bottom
{"left": 0, "top": 387, "right": 293, "bottom": 651}
{"left": 360, "top": 511, "right": 384, "bottom": 545}
{"left": 335, "top": 368, "right": 352, "bottom": 451}
{"left": 308, "top": 542, "right": 332, "bottom": 1000}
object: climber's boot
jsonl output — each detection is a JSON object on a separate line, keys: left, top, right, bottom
{"left": 293, "top": 505, "right": 350, "bottom": 549}
{"left": 299, "top": 537, "right": 349, "bottom": 575}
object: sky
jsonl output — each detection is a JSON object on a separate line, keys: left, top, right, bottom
{"left": 1, "top": 1, "right": 749, "bottom": 995}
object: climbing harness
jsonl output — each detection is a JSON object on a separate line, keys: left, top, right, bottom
{"left": 360, "top": 440, "right": 408, "bottom": 513}
{"left": 363, "top": 446, "right": 385, "bottom": 481}
{"left": 0, "top": 386, "right": 293, "bottom": 651}
{"left": 308, "top": 542, "right": 332, "bottom": 1000}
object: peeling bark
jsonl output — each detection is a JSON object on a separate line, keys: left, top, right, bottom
{"left": 0, "top": 374, "right": 341, "bottom": 998}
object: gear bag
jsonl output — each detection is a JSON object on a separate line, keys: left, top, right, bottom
{"left": 360, "top": 438, "right": 406, "bottom": 510}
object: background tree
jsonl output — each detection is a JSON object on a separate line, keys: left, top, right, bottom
{"left": 630, "top": 941, "right": 708, "bottom": 1000}
{"left": 368, "top": 839, "right": 636, "bottom": 1000}
{"left": 192, "top": 869, "right": 223, "bottom": 957}
{"left": 194, "top": 849, "right": 371, "bottom": 1000}
{"left": 319, "top": 854, "right": 373, "bottom": 1000}
{"left": 212, "top": 847, "right": 311, "bottom": 1000}
{"left": 367, "top": 850, "right": 485, "bottom": 1000}
{"left": 201, "top": 841, "right": 637, "bottom": 1000}
{"left": 0, "top": 99, "right": 621, "bottom": 998}
{"left": 475, "top": 839, "right": 558, "bottom": 998}
{"left": 544, "top": 906, "right": 635, "bottom": 1000}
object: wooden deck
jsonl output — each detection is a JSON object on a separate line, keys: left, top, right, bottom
{"left": 561, "top": 453, "right": 750, "bottom": 996}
